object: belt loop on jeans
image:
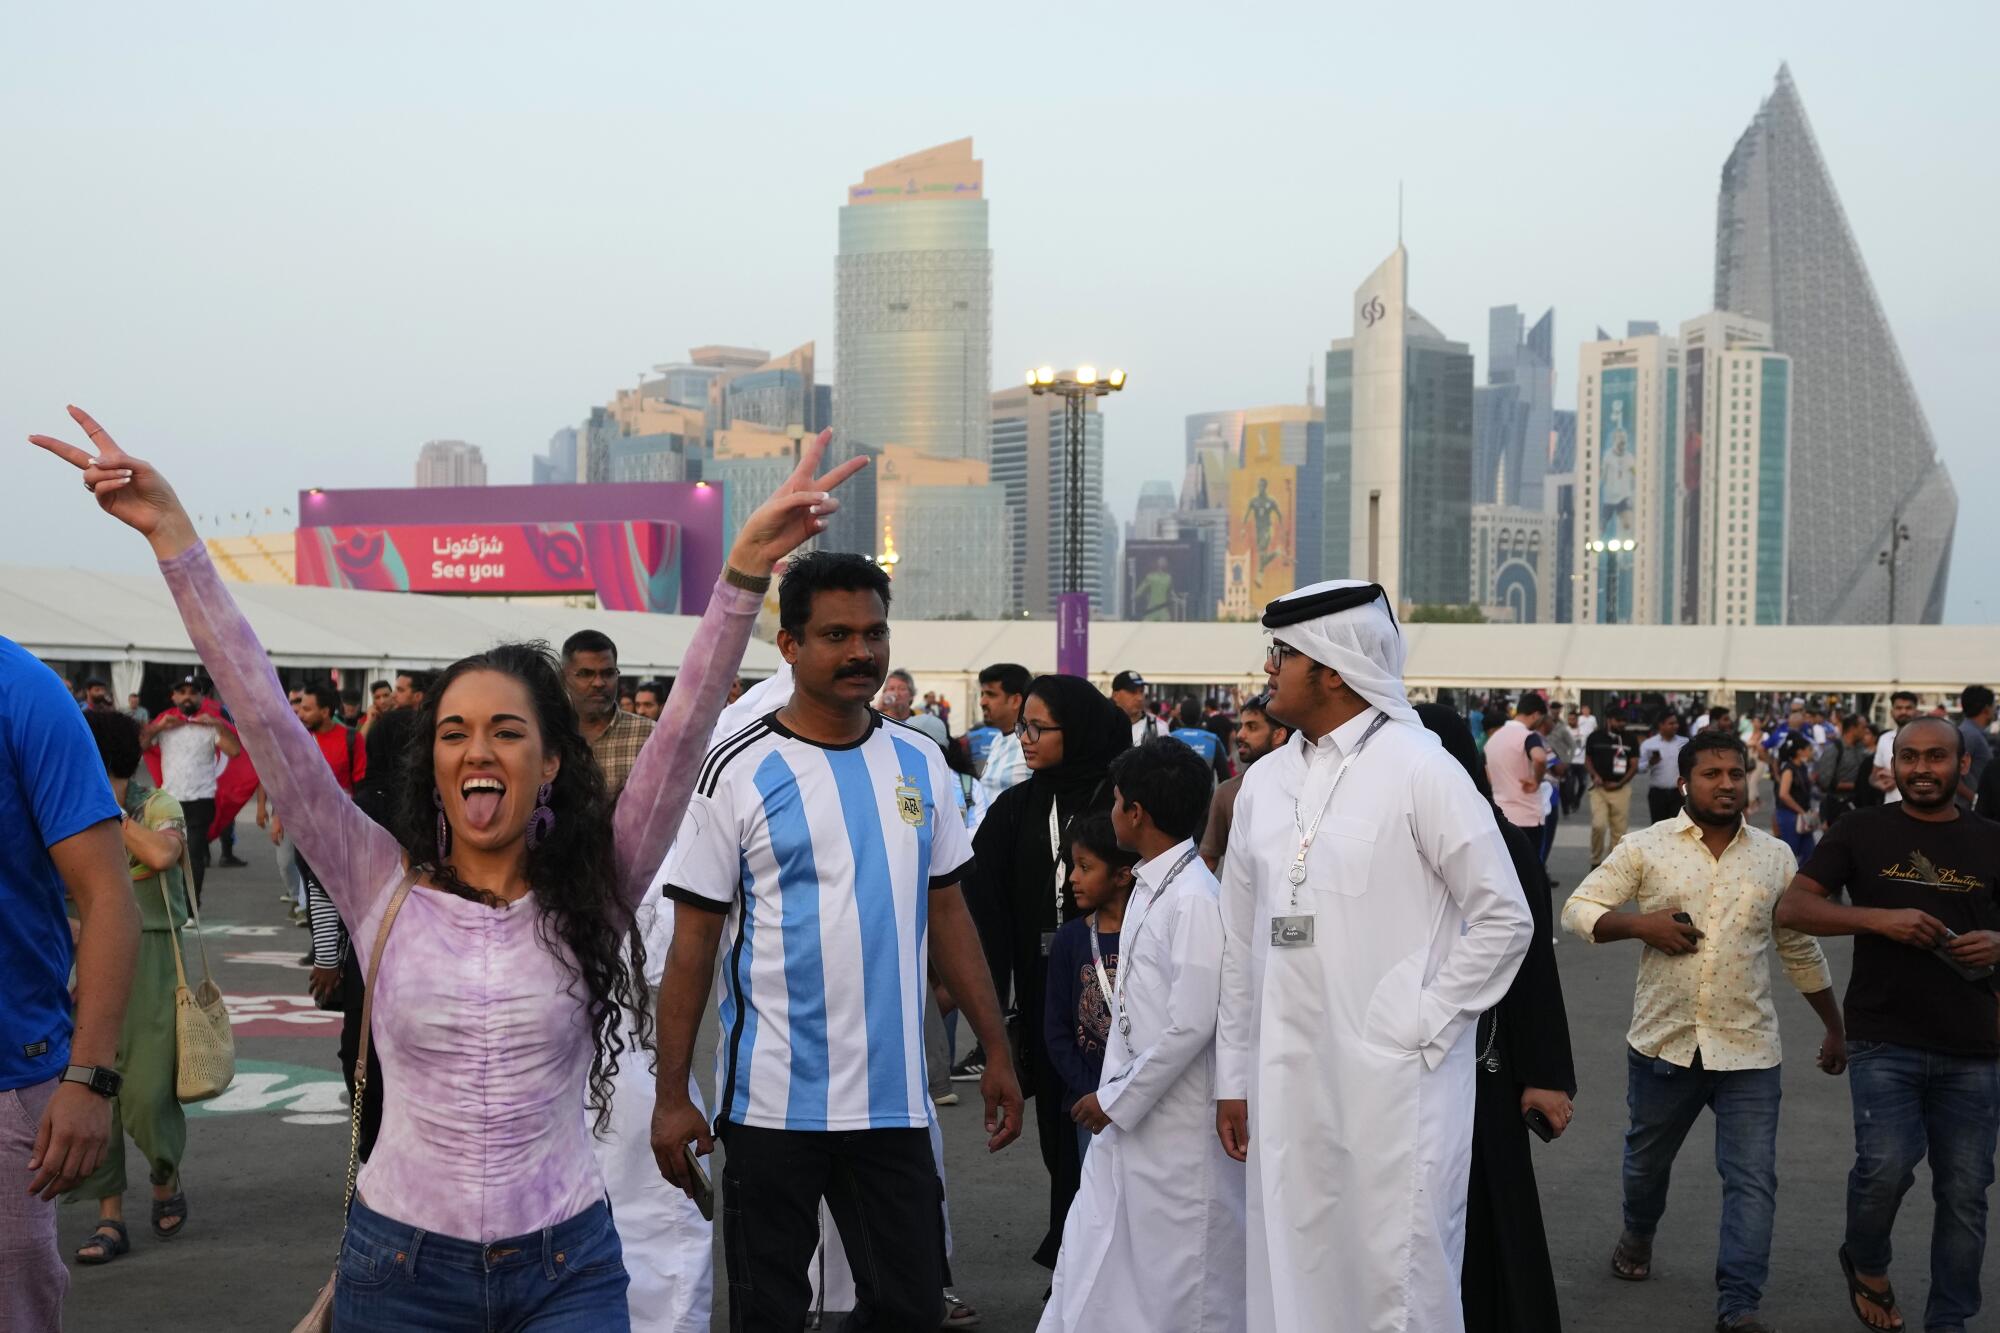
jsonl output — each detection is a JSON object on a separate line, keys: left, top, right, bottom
{"left": 406, "top": 1227, "right": 426, "bottom": 1279}
{"left": 542, "top": 1223, "right": 558, "bottom": 1281}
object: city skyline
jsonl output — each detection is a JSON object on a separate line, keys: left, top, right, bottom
{"left": 5, "top": 8, "right": 1994, "bottom": 618}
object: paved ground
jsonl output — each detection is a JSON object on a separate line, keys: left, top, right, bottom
{"left": 60, "top": 807, "right": 1997, "bottom": 1331}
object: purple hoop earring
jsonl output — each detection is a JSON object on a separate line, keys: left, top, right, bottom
{"left": 526, "top": 781, "right": 556, "bottom": 852}
{"left": 433, "top": 786, "right": 452, "bottom": 858}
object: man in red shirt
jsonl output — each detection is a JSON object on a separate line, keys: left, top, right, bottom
{"left": 294, "top": 682, "right": 365, "bottom": 794}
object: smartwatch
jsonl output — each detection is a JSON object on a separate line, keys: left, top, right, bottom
{"left": 60, "top": 1065, "right": 123, "bottom": 1099}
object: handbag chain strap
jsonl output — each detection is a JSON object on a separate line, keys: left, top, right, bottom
{"left": 331, "top": 866, "right": 417, "bottom": 1261}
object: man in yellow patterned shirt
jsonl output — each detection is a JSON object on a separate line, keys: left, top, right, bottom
{"left": 1563, "top": 728, "right": 1845, "bottom": 1333}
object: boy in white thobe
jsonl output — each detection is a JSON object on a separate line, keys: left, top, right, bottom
{"left": 1041, "top": 738, "right": 1246, "bottom": 1333}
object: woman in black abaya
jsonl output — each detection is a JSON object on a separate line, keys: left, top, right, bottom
{"left": 1417, "top": 703, "right": 1577, "bottom": 1333}
{"left": 964, "top": 674, "right": 1130, "bottom": 1271}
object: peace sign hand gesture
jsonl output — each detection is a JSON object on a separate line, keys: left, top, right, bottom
{"left": 30, "top": 406, "right": 197, "bottom": 559}
{"left": 726, "top": 429, "right": 869, "bottom": 576}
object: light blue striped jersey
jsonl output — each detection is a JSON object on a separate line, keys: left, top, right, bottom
{"left": 662, "top": 710, "right": 974, "bottom": 1132}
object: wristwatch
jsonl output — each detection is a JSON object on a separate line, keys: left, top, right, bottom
{"left": 60, "top": 1065, "right": 123, "bottom": 1099}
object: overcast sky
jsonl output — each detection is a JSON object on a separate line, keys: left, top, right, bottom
{"left": 4, "top": 2, "right": 1993, "bottom": 619}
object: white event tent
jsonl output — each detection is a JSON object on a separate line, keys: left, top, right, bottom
{"left": 6, "top": 564, "right": 1995, "bottom": 713}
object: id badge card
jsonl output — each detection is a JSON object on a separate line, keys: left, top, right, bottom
{"left": 1040, "top": 930, "right": 1058, "bottom": 958}
{"left": 1611, "top": 752, "right": 1628, "bottom": 777}
{"left": 1270, "top": 915, "right": 1316, "bottom": 948}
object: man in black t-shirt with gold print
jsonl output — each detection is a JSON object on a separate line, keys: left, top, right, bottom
{"left": 1776, "top": 716, "right": 2000, "bottom": 1333}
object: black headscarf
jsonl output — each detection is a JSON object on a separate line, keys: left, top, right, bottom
{"left": 965, "top": 675, "right": 1130, "bottom": 1015}
{"left": 1022, "top": 674, "right": 1130, "bottom": 804}
{"left": 1415, "top": 702, "right": 1575, "bottom": 1097}
{"left": 1419, "top": 702, "right": 1496, "bottom": 803}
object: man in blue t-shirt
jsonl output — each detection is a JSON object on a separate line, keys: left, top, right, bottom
{"left": 0, "top": 636, "right": 139, "bottom": 1327}
{"left": 1169, "top": 697, "right": 1224, "bottom": 774}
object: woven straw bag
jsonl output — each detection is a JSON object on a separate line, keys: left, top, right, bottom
{"left": 293, "top": 871, "right": 415, "bottom": 1333}
{"left": 162, "top": 820, "right": 235, "bottom": 1103}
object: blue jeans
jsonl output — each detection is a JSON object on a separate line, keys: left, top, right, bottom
{"left": 1622, "top": 1047, "right": 1782, "bottom": 1321}
{"left": 334, "top": 1196, "right": 629, "bottom": 1331}
{"left": 1773, "top": 809, "right": 1815, "bottom": 864}
{"left": 1844, "top": 1040, "right": 2000, "bottom": 1333}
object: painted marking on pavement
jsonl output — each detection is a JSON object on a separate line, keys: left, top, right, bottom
{"left": 187, "top": 1059, "right": 349, "bottom": 1125}
{"left": 226, "top": 993, "right": 342, "bottom": 1038}
{"left": 226, "top": 950, "right": 313, "bottom": 970}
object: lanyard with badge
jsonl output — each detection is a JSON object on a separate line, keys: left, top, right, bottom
{"left": 1041, "top": 800, "right": 1086, "bottom": 957}
{"left": 1089, "top": 845, "right": 1199, "bottom": 1041}
{"left": 1274, "top": 713, "right": 1390, "bottom": 948}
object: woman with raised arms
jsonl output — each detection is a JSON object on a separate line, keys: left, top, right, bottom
{"left": 31, "top": 406, "right": 861, "bottom": 1330}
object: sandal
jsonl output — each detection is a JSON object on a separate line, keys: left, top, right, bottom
{"left": 1838, "top": 1245, "right": 1903, "bottom": 1330}
{"left": 76, "top": 1220, "right": 130, "bottom": 1265}
{"left": 940, "top": 1290, "right": 982, "bottom": 1328}
{"left": 1611, "top": 1230, "right": 1653, "bottom": 1282}
{"left": 151, "top": 1191, "right": 188, "bottom": 1241}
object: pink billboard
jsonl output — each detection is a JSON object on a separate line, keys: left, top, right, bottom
{"left": 296, "top": 521, "right": 682, "bottom": 613}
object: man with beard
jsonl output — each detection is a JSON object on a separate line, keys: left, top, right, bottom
{"left": 1777, "top": 716, "right": 2000, "bottom": 1332}
{"left": 1868, "top": 690, "right": 1920, "bottom": 804}
{"left": 563, "top": 630, "right": 653, "bottom": 800}
{"left": 1214, "top": 580, "right": 1530, "bottom": 1333}
{"left": 1565, "top": 730, "right": 1843, "bottom": 1333}
{"left": 142, "top": 675, "right": 240, "bottom": 903}
{"left": 1198, "top": 693, "right": 1290, "bottom": 874}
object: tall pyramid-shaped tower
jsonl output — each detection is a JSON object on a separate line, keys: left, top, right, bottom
{"left": 1715, "top": 65, "right": 1956, "bottom": 623}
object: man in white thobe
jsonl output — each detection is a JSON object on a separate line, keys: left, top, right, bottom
{"left": 589, "top": 667, "right": 808, "bottom": 1333}
{"left": 1041, "top": 738, "right": 1245, "bottom": 1333}
{"left": 591, "top": 893, "right": 713, "bottom": 1333}
{"left": 1215, "top": 580, "right": 1532, "bottom": 1333}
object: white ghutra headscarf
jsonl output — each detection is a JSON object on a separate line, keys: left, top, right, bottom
{"left": 1262, "top": 579, "right": 1419, "bottom": 727}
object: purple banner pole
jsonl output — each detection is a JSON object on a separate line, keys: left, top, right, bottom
{"left": 1057, "top": 591, "right": 1091, "bottom": 678}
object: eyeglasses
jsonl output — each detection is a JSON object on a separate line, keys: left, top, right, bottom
{"left": 1263, "top": 641, "right": 1302, "bottom": 670}
{"left": 1015, "top": 719, "right": 1063, "bottom": 743}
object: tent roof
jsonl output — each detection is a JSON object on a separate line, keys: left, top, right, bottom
{"left": 0, "top": 564, "right": 783, "bottom": 677}
{"left": 6, "top": 564, "right": 1993, "bottom": 694}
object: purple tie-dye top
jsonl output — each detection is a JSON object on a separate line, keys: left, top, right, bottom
{"left": 159, "top": 545, "right": 758, "bottom": 1241}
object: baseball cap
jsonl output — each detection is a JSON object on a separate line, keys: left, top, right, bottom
{"left": 174, "top": 674, "right": 201, "bottom": 689}
{"left": 1111, "top": 671, "right": 1147, "bottom": 693}
{"left": 1788, "top": 697, "right": 1807, "bottom": 710}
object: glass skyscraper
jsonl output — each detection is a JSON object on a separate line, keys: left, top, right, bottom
{"left": 990, "top": 386, "right": 1106, "bottom": 617}
{"left": 1472, "top": 306, "right": 1554, "bottom": 511}
{"left": 828, "top": 139, "right": 991, "bottom": 556}
{"left": 1715, "top": 65, "right": 1955, "bottom": 623}
{"left": 1323, "top": 246, "right": 1472, "bottom": 610}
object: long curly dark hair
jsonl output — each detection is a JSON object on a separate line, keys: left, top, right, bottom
{"left": 392, "top": 641, "right": 650, "bottom": 1133}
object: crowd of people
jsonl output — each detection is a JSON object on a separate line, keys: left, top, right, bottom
{"left": 4, "top": 403, "right": 1999, "bottom": 1333}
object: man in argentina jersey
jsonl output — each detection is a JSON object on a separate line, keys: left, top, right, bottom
{"left": 650, "top": 552, "right": 1023, "bottom": 1333}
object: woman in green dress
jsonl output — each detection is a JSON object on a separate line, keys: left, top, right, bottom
{"left": 69, "top": 709, "right": 192, "bottom": 1263}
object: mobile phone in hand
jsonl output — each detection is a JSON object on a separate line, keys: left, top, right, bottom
{"left": 1524, "top": 1108, "right": 1556, "bottom": 1142}
{"left": 684, "top": 1143, "right": 715, "bottom": 1221}
{"left": 1932, "top": 928, "right": 1997, "bottom": 983}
